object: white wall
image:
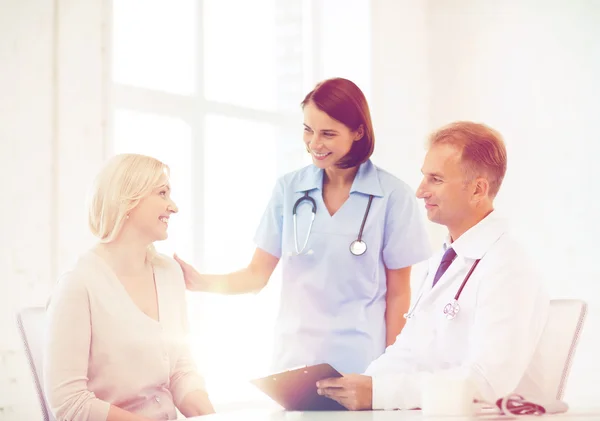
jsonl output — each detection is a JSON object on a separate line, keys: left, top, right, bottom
{"left": 0, "top": 1, "right": 55, "bottom": 418}
{"left": 316, "top": 0, "right": 372, "bottom": 95}
{"left": 55, "top": 0, "right": 110, "bottom": 273}
{"left": 370, "top": 0, "right": 437, "bottom": 241}
{"left": 0, "top": 0, "right": 107, "bottom": 418}
{"left": 427, "top": 0, "right": 600, "bottom": 407}
{"left": 372, "top": 0, "right": 600, "bottom": 407}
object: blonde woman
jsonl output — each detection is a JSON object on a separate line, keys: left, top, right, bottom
{"left": 43, "top": 154, "right": 214, "bottom": 421}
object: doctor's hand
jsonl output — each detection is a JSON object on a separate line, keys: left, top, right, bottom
{"left": 173, "top": 253, "right": 204, "bottom": 291}
{"left": 316, "top": 374, "right": 373, "bottom": 411}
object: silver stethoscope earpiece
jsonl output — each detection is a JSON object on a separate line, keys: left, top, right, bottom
{"left": 291, "top": 191, "right": 374, "bottom": 257}
{"left": 404, "top": 258, "right": 481, "bottom": 320}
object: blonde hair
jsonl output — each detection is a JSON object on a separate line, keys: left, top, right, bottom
{"left": 88, "top": 153, "right": 170, "bottom": 261}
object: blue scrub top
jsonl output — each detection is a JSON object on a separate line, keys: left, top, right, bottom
{"left": 254, "top": 160, "right": 431, "bottom": 374}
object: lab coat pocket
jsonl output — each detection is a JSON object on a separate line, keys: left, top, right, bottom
{"left": 435, "top": 300, "right": 473, "bottom": 366}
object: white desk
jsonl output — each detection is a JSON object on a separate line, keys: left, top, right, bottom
{"left": 192, "top": 408, "right": 600, "bottom": 421}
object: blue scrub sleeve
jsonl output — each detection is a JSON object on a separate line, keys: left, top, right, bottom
{"left": 382, "top": 186, "right": 432, "bottom": 269}
{"left": 253, "top": 178, "right": 284, "bottom": 259}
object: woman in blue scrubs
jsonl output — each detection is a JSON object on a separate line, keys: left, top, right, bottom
{"left": 175, "top": 78, "right": 431, "bottom": 374}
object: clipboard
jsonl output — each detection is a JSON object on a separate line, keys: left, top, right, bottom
{"left": 250, "top": 363, "right": 346, "bottom": 411}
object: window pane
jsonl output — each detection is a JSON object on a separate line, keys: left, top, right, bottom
{"left": 203, "top": 114, "right": 278, "bottom": 271}
{"left": 203, "top": 0, "right": 304, "bottom": 111}
{"left": 112, "top": 109, "right": 193, "bottom": 256}
{"left": 112, "top": 0, "right": 196, "bottom": 94}
{"left": 192, "top": 114, "right": 280, "bottom": 405}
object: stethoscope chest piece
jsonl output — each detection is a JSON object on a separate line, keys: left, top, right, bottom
{"left": 349, "top": 240, "right": 367, "bottom": 256}
{"left": 443, "top": 299, "right": 460, "bottom": 320}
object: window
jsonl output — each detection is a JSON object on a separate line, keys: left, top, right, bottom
{"left": 110, "top": 0, "right": 318, "bottom": 408}
{"left": 112, "top": 0, "right": 197, "bottom": 95}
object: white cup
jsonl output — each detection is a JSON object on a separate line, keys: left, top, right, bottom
{"left": 421, "top": 372, "right": 476, "bottom": 417}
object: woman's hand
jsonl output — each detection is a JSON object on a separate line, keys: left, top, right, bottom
{"left": 173, "top": 253, "right": 204, "bottom": 291}
{"left": 174, "top": 248, "right": 279, "bottom": 294}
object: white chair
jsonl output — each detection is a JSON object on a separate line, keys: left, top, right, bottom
{"left": 16, "top": 307, "right": 55, "bottom": 421}
{"left": 536, "top": 299, "right": 588, "bottom": 400}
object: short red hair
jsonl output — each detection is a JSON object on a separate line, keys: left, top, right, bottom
{"left": 428, "top": 121, "right": 507, "bottom": 198}
{"left": 301, "top": 78, "right": 375, "bottom": 169}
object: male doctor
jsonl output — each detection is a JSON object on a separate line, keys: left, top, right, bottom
{"left": 317, "top": 121, "right": 550, "bottom": 410}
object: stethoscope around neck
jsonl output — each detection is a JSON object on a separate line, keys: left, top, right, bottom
{"left": 291, "top": 191, "right": 374, "bottom": 256}
{"left": 403, "top": 257, "right": 482, "bottom": 320}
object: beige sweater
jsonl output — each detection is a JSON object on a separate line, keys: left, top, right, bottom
{"left": 43, "top": 250, "right": 205, "bottom": 421}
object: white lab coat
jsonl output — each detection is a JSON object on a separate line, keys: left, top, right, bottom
{"left": 365, "top": 212, "right": 550, "bottom": 410}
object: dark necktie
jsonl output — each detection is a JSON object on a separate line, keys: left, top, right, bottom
{"left": 432, "top": 247, "right": 457, "bottom": 287}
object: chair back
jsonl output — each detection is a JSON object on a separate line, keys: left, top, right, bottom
{"left": 16, "top": 307, "right": 54, "bottom": 421}
{"left": 536, "top": 299, "right": 587, "bottom": 399}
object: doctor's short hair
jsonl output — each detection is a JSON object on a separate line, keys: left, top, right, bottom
{"left": 87, "top": 153, "right": 170, "bottom": 260}
{"left": 428, "top": 121, "right": 507, "bottom": 198}
{"left": 301, "top": 78, "right": 375, "bottom": 169}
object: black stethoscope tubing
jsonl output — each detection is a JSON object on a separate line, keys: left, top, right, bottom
{"left": 292, "top": 191, "right": 374, "bottom": 256}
